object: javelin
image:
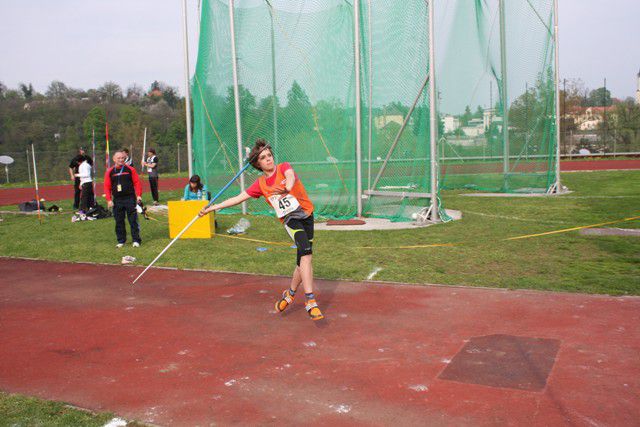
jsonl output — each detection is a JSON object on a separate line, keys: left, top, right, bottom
{"left": 132, "top": 153, "right": 257, "bottom": 285}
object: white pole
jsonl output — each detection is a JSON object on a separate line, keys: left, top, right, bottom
{"left": 428, "top": 0, "right": 439, "bottom": 221}
{"left": 552, "top": 0, "right": 562, "bottom": 192}
{"left": 229, "top": 0, "right": 247, "bottom": 214}
{"left": 182, "top": 0, "right": 194, "bottom": 178}
{"left": 31, "top": 143, "right": 42, "bottom": 224}
{"left": 26, "top": 148, "right": 32, "bottom": 184}
{"left": 354, "top": 0, "right": 363, "bottom": 217}
{"left": 141, "top": 127, "right": 147, "bottom": 174}
{"left": 499, "top": 0, "right": 510, "bottom": 183}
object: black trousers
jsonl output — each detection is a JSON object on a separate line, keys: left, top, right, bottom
{"left": 80, "top": 182, "right": 95, "bottom": 212}
{"left": 73, "top": 177, "right": 81, "bottom": 209}
{"left": 113, "top": 197, "right": 141, "bottom": 244}
{"left": 149, "top": 176, "right": 159, "bottom": 202}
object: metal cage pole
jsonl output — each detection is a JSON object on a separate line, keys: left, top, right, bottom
{"left": 354, "top": 0, "right": 363, "bottom": 217}
{"left": 551, "top": 0, "right": 563, "bottom": 192}
{"left": 367, "top": 0, "right": 373, "bottom": 191}
{"left": 229, "top": 0, "right": 247, "bottom": 213}
{"left": 182, "top": 0, "right": 194, "bottom": 177}
{"left": 267, "top": 2, "right": 279, "bottom": 162}
{"left": 428, "top": 0, "right": 439, "bottom": 221}
{"left": 499, "top": 0, "right": 510, "bottom": 184}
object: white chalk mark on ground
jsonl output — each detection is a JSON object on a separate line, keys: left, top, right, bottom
{"left": 330, "top": 404, "right": 352, "bottom": 414}
{"left": 303, "top": 341, "right": 317, "bottom": 348}
{"left": 159, "top": 363, "right": 178, "bottom": 373}
{"left": 409, "top": 384, "right": 429, "bottom": 392}
{"left": 259, "top": 289, "right": 269, "bottom": 294}
{"left": 178, "top": 350, "right": 189, "bottom": 355}
{"left": 103, "top": 418, "right": 127, "bottom": 427}
{"left": 224, "top": 379, "right": 237, "bottom": 386}
{"left": 221, "top": 294, "right": 234, "bottom": 298}
{"left": 441, "top": 358, "right": 451, "bottom": 364}
{"left": 366, "top": 267, "right": 383, "bottom": 280}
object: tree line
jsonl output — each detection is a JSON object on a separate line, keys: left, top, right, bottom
{"left": 0, "top": 80, "right": 187, "bottom": 182}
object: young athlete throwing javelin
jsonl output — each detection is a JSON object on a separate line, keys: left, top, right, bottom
{"left": 198, "top": 139, "right": 323, "bottom": 321}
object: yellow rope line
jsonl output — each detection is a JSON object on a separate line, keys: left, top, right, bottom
{"left": 215, "top": 233, "right": 291, "bottom": 246}
{"left": 354, "top": 214, "right": 640, "bottom": 249}
{"left": 358, "top": 243, "right": 457, "bottom": 249}
{"left": 506, "top": 215, "right": 640, "bottom": 241}
{"left": 193, "top": 74, "right": 236, "bottom": 172}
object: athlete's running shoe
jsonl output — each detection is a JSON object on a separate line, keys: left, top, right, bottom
{"left": 305, "top": 299, "right": 324, "bottom": 321}
{"left": 275, "top": 289, "right": 295, "bottom": 312}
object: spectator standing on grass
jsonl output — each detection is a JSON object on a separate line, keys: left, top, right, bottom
{"left": 105, "top": 150, "right": 143, "bottom": 248}
{"left": 182, "top": 175, "right": 209, "bottom": 201}
{"left": 68, "top": 147, "right": 93, "bottom": 211}
{"left": 75, "top": 158, "right": 94, "bottom": 213}
{"left": 142, "top": 148, "right": 159, "bottom": 205}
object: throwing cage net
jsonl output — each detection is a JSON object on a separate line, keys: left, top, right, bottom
{"left": 192, "top": 0, "right": 558, "bottom": 221}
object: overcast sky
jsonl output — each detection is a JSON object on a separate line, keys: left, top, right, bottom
{"left": 0, "top": 0, "right": 638, "bottom": 99}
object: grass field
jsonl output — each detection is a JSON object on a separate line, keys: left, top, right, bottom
{"left": 0, "top": 170, "right": 638, "bottom": 295}
{"left": 0, "top": 392, "right": 144, "bottom": 426}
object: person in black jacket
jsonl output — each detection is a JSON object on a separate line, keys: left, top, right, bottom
{"left": 142, "top": 148, "right": 159, "bottom": 205}
{"left": 104, "top": 150, "right": 143, "bottom": 248}
{"left": 68, "top": 147, "right": 92, "bottom": 211}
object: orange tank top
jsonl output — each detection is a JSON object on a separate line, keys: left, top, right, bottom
{"left": 258, "top": 164, "right": 314, "bottom": 222}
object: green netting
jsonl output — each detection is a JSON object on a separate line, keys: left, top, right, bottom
{"left": 192, "top": 0, "right": 558, "bottom": 222}
{"left": 438, "top": 0, "right": 557, "bottom": 193}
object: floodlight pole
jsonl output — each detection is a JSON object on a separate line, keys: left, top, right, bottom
{"left": 428, "top": 0, "right": 439, "bottom": 221}
{"left": 229, "top": 0, "right": 247, "bottom": 214}
{"left": 551, "top": 0, "right": 563, "bottom": 193}
{"left": 182, "top": 0, "right": 194, "bottom": 177}
{"left": 499, "top": 0, "right": 510, "bottom": 185}
{"left": 354, "top": 0, "right": 363, "bottom": 217}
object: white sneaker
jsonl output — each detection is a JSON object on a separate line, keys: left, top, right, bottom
{"left": 116, "top": 243, "right": 124, "bottom": 248}
{"left": 132, "top": 242, "right": 140, "bottom": 247}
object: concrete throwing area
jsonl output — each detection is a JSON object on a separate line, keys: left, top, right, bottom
{"left": 1, "top": 258, "right": 639, "bottom": 426}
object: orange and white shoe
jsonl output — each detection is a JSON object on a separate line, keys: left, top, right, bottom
{"left": 305, "top": 299, "right": 324, "bottom": 321}
{"left": 275, "top": 290, "right": 295, "bottom": 312}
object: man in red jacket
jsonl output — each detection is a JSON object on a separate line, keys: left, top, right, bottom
{"left": 104, "top": 150, "right": 143, "bottom": 248}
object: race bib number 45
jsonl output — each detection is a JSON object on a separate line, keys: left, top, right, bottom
{"left": 268, "top": 194, "right": 300, "bottom": 218}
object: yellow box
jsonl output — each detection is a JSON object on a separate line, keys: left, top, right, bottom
{"left": 168, "top": 200, "right": 214, "bottom": 239}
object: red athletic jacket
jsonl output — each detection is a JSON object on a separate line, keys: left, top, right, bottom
{"left": 104, "top": 164, "right": 142, "bottom": 202}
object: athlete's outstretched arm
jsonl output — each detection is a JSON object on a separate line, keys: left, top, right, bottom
{"left": 199, "top": 191, "right": 251, "bottom": 217}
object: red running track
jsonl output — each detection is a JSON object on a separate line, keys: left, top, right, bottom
{"left": 1, "top": 160, "right": 639, "bottom": 206}
{"left": 0, "top": 258, "right": 638, "bottom": 426}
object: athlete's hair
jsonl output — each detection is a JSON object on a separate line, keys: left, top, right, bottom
{"left": 248, "top": 138, "right": 272, "bottom": 171}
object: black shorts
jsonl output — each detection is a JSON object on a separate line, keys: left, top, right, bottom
{"left": 284, "top": 214, "right": 314, "bottom": 266}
